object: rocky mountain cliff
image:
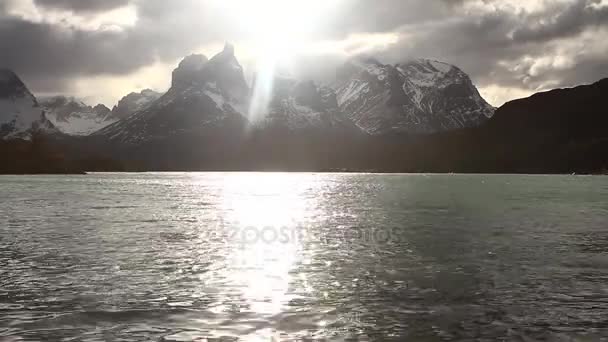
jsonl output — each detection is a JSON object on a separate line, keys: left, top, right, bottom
{"left": 42, "top": 97, "right": 114, "bottom": 136}
{"left": 111, "top": 89, "right": 162, "bottom": 120}
{"left": 71, "top": 51, "right": 495, "bottom": 142}
{"left": 0, "top": 69, "right": 56, "bottom": 140}
{"left": 336, "top": 58, "right": 494, "bottom": 135}
{"left": 95, "top": 45, "right": 367, "bottom": 146}
{"left": 95, "top": 44, "right": 250, "bottom": 145}
{"left": 257, "top": 76, "right": 358, "bottom": 134}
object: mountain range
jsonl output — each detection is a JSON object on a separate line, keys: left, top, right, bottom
{"left": 335, "top": 57, "right": 494, "bottom": 135}
{"left": 1, "top": 45, "right": 606, "bottom": 174}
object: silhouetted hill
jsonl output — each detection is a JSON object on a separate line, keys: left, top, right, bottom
{"left": 482, "top": 78, "right": 608, "bottom": 173}
{"left": 377, "top": 78, "right": 608, "bottom": 173}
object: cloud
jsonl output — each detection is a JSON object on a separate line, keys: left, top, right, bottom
{"left": 320, "top": 0, "right": 456, "bottom": 39}
{"left": 32, "top": 0, "right": 130, "bottom": 13}
{"left": 0, "top": 0, "right": 226, "bottom": 94}
{"left": 0, "top": 0, "right": 606, "bottom": 106}
{"left": 0, "top": 16, "right": 155, "bottom": 87}
{"left": 510, "top": 0, "right": 608, "bottom": 43}
{"left": 371, "top": 0, "right": 608, "bottom": 104}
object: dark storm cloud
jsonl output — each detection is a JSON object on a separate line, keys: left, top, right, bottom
{"left": 511, "top": 0, "right": 608, "bottom": 43}
{"left": 321, "top": 0, "right": 484, "bottom": 38}
{"left": 559, "top": 55, "right": 608, "bottom": 86}
{"left": 324, "top": 0, "right": 453, "bottom": 38}
{"left": 0, "top": 16, "right": 153, "bottom": 91}
{"left": 33, "top": 0, "right": 130, "bottom": 13}
{"left": 0, "top": 0, "right": 226, "bottom": 92}
{"left": 0, "top": 0, "right": 606, "bottom": 102}
{"left": 372, "top": 0, "right": 608, "bottom": 95}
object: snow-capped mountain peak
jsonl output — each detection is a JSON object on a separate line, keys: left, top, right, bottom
{"left": 96, "top": 46, "right": 251, "bottom": 144}
{"left": 111, "top": 89, "right": 162, "bottom": 120}
{"left": 0, "top": 69, "right": 56, "bottom": 140}
{"left": 398, "top": 59, "right": 456, "bottom": 87}
{"left": 41, "top": 96, "right": 115, "bottom": 136}
{"left": 336, "top": 57, "right": 494, "bottom": 135}
{"left": 1, "top": 69, "right": 29, "bottom": 97}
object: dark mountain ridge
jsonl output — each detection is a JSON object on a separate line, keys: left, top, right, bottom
{"left": 2, "top": 47, "right": 606, "bottom": 173}
{"left": 379, "top": 78, "right": 608, "bottom": 174}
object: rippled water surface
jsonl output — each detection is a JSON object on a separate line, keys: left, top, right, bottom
{"left": 1, "top": 173, "right": 608, "bottom": 341}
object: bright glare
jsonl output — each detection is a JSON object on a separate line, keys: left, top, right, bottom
{"left": 216, "top": 173, "right": 318, "bottom": 340}
{"left": 210, "top": 0, "right": 343, "bottom": 122}
{"left": 212, "top": 0, "right": 342, "bottom": 60}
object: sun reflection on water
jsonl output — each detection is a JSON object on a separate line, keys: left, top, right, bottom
{"left": 214, "top": 173, "right": 321, "bottom": 339}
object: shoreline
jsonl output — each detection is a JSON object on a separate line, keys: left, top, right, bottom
{"left": 3, "top": 171, "right": 605, "bottom": 176}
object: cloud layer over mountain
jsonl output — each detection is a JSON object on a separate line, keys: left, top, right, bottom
{"left": 1, "top": 0, "right": 606, "bottom": 106}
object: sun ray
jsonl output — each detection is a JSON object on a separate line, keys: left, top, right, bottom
{"left": 210, "top": 0, "right": 344, "bottom": 122}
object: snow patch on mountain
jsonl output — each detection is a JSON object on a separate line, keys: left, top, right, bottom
{"left": 335, "top": 58, "right": 495, "bottom": 135}
{"left": 42, "top": 97, "right": 115, "bottom": 136}
{"left": 1, "top": 69, "right": 56, "bottom": 140}
{"left": 205, "top": 89, "right": 225, "bottom": 109}
{"left": 96, "top": 44, "right": 250, "bottom": 144}
{"left": 46, "top": 109, "right": 116, "bottom": 136}
{"left": 0, "top": 97, "right": 50, "bottom": 140}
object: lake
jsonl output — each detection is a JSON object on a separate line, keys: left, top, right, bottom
{"left": 1, "top": 173, "right": 608, "bottom": 341}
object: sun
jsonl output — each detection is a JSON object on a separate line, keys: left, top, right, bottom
{"left": 211, "top": 0, "right": 343, "bottom": 60}
{"left": 209, "top": 0, "right": 343, "bottom": 122}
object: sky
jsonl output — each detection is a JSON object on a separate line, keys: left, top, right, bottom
{"left": 0, "top": 0, "right": 607, "bottom": 107}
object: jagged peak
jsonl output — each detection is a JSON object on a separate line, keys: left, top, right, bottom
{"left": 110, "top": 88, "right": 162, "bottom": 119}
{"left": 171, "top": 45, "right": 246, "bottom": 91}
{"left": 93, "top": 103, "right": 111, "bottom": 112}
{"left": 41, "top": 96, "right": 111, "bottom": 118}
{"left": 223, "top": 42, "right": 235, "bottom": 56}
{"left": 209, "top": 43, "right": 240, "bottom": 67}
{"left": 176, "top": 54, "right": 208, "bottom": 70}
{"left": 0, "top": 68, "right": 24, "bottom": 86}
{"left": 336, "top": 56, "right": 392, "bottom": 82}
{"left": 172, "top": 54, "right": 209, "bottom": 89}
{"left": 0, "top": 69, "right": 35, "bottom": 100}
{"left": 119, "top": 88, "right": 161, "bottom": 100}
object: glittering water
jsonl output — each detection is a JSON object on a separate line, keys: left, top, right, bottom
{"left": 1, "top": 173, "right": 608, "bottom": 341}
